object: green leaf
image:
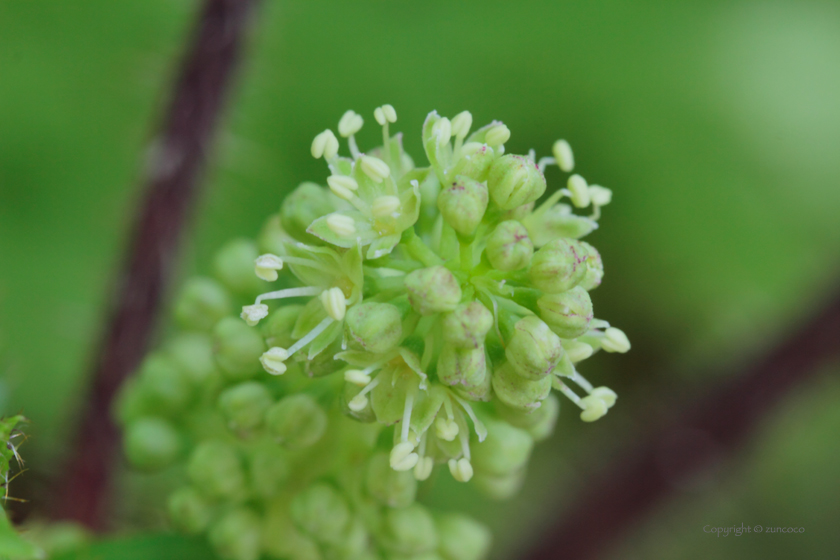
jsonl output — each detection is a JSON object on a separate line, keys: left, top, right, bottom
{"left": 52, "top": 533, "right": 214, "bottom": 560}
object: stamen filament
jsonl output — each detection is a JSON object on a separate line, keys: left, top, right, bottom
{"left": 400, "top": 390, "right": 415, "bottom": 442}
{"left": 286, "top": 317, "right": 334, "bottom": 358}
{"left": 555, "top": 379, "right": 585, "bottom": 410}
{"left": 256, "top": 287, "right": 321, "bottom": 304}
{"left": 570, "top": 370, "right": 594, "bottom": 393}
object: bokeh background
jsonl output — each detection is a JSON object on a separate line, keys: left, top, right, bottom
{"left": 2, "top": 0, "right": 839, "bottom": 558}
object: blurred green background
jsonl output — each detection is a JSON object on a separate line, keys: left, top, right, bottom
{"left": 1, "top": 0, "right": 839, "bottom": 558}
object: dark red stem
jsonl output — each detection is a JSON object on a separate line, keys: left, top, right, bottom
{"left": 50, "top": 0, "right": 259, "bottom": 529}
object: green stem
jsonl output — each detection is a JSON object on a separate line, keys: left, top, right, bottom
{"left": 401, "top": 228, "right": 443, "bottom": 268}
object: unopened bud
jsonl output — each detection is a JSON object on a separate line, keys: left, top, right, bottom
{"left": 213, "top": 317, "right": 266, "bottom": 380}
{"left": 485, "top": 220, "right": 534, "bottom": 271}
{"left": 266, "top": 394, "right": 327, "bottom": 449}
{"left": 380, "top": 504, "right": 439, "bottom": 556}
{"left": 552, "top": 139, "right": 574, "bottom": 172}
{"left": 487, "top": 154, "right": 546, "bottom": 210}
{"left": 441, "top": 302, "right": 493, "bottom": 349}
{"left": 174, "top": 277, "right": 232, "bottom": 332}
{"left": 437, "top": 345, "right": 487, "bottom": 388}
{"left": 437, "top": 175, "right": 489, "bottom": 235}
{"left": 529, "top": 238, "right": 589, "bottom": 293}
{"left": 168, "top": 486, "right": 213, "bottom": 534}
{"left": 124, "top": 417, "right": 181, "bottom": 471}
{"left": 209, "top": 508, "right": 262, "bottom": 560}
{"left": 562, "top": 339, "right": 594, "bottom": 363}
{"left": 505, "top": 316, "right": 564, "bottom": 380}
{"left": 214, "top": 239, "right": 263, "bottom": 296}
{"left": 601, "top": 327, "right": 631, "bottom": 353}
{"left": 290, "top": 483, "right": 350, "bottom": 545}
{"left": 345, "top": 302, "right": 403, "bottom": 354}
{"left": 218, "top": 382, "right": 274, "bottom": 432}
{"left": 538, "top": 286, "right": 593, "bottom": 339}
{"left": 449, "top": 142, "right": 495, "bottom": 182}
{"left": 491, "top": 362, "right": 552, "bottom": 412}
{"left": 280, "top": 182, "right": 335, "bottom": 242}
{"left": 405, "top": 266, "right": 462, "bottom": 315}
{"left": 579, "top": 241, "right": 604, "bottom": 290}
{"left": 366, "top": 452, "right": 417, "bottom": 508}
{"left": 248, "top": 442, "right": 290, "bottom": 499}
{"left": 137, "top": 353, "right": 192, "bottom": 414}
{"left": 436, "top": 513, "right": 492, "bottom": 560}
{"left": 187, "top": 440, "right": 246, "bottom": 499}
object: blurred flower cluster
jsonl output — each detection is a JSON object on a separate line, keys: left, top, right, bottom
{"left": 115, "top": 106, "right": 629, "bottom": 560}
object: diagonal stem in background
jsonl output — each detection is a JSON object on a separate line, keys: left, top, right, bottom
{"left": 526, "top": 290, "right": 840, "bottom": 560}
{"left": 49, "top": 0, "right": 259, "bottom": 530}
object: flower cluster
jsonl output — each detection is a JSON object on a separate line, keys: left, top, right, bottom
{"left": 115, "top": 106, "right": 629, "bottom": 560}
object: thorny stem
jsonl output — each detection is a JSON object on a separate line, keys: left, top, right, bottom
{"left": 47, "top": 0, "right": 260, "bottom": 530}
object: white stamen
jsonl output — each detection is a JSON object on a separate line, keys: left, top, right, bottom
{"left": 485, "top": 124, "right": 510, "bottom": 147}
{"left": 327, "top": 174, "right": 359, "bottom": 193}
{"left": 580, "top": 394, "right": 608, "bottom": 422}
{"left": 602, "top": 327, "right": 631, "bottom": 353}
{"left": 554, "top": 378, "right": 584, "bottom": 409}
{"left": 448, "top": 458, "right": 473, "bottom": 482}
{"left": 589, "top": 185, "right": 612, "bottom": 206}
{"left": 433, "top": 117, "right": 452, "bottom": 146}
{"left": 255, "top": 286, "right": 321, "bottom": 305}
{"left": 320, "top": 287, "right": 346, "bottom": 321}
{"left": 240, "top": 304, "right": 269, "bottom": 326}
{"left": 254, "top": 253, "right": 284, "bottom": 281}
{"left": 552, "top": 139, "right": 574, "bottom": 172}
{"left": 260, "top": 347, "right": 289, "bottom": 375}
{"left": 590, "top": 386, "right": 617, "bottom": 408}
{"left": 400, "top": 390, "right": 415, "bottom": 443}
{"left": 390, "top": 441, "right": 419, "bottom": 471}
{"left": 326, "top": 214, "right": 356, "bottom": 237}
{"left": 413, "top": 456, "right": 433, "bottom": 481}
{"left": 570, "top": 370, "right": 594, "bottom": 393}
{"left": 450, "top": 111, "right": 472, "bottom": 140}
{"left": 371, "top": 195, "right": 400, "bottom": 218}
{"left": 311, "top": 129, "right": 338, "bottom": 159}
{"left": 567, "top": 174, "right": 590, "bottom": 208}
{"left": 348, "top": 394, "right": 369, "bottom": 412}
{"left": 286, "top": 317, "right": 334, "bottom": 358}
{"left": 435, "top": 416, "right": 459, "bottom": 441}
{"left": 338, "top": 110, "right": 363, "bottom": 137}
{"left": 344, "top": 369, "right": 372, "bottom": 386}
{"left": 538, "top": 156, "right": 555, "bottom": 173}
{"left": 360, "top": 155, "right": 390, "bottom": 183}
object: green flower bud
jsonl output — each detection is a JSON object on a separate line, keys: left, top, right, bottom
{"left": 123, "top": 417, "right": 181, "bottom": 470}
{"left": 187, "top": 440, "right": 246, "bottom": 499}
{"left": 441, "top": 302, "right": 493, "bottom": 349}
{"left": 529, "top": 238, "right": 589, "bottom": 293}
{"left": 165, "top": 333, "right": 216, "bottom": 386}
{"left": 366, "top": 452, "right": 417, "bottom": 508}
{"left": 379, "top": 503, "right": 438, "bottom": 556}
{"left": 470, "top": 418, "right": 533, "bottom": 477}
{"left": 214, "top": 239, "right": 263, "bottom": 296}
{"left": 248, "top": 442, "right": 290, "bottom": 499}
{"left": 262, "top": 304, "right": 305, "bottom": 349}
{"left": 485, "top": 220, "right": 534, "bottom": 271}
{"left": 487, "top": 154, "right": 546, "bottom": 210}
{"left": 436, "top": 175, "right": 489, "bottom": 236}
{"left": 562, "top": 339, "right": 594, "bottom": 363}
{"left": 346, "top": 302, "right": 403, "bottom": 354}
{"left": 435, "top": 513, "right": 492, "bottom": 560}
{"left": 471, "top": 469, "right": 525, "bottom": 501}
{"left": 137, "top": 353, "right": 192, "bottom": 414}
{"left": 290, "top": 483, "right": 350, "bottom": 545}
{"left": 265, "top": 394, "right": 327, "bottom": 449}
{"left": 281, "top": 182, "right": 335, "bottom": 242}
{"left": 213, "top": 317, "right": 266, "bottom": 380}
{"left": 537, "top": 286, "right": 593, "bottom": 339}
{"left": 173, "top": 277, "right": 232, "bottom": 332}
{"left": 261, "top": 504, "right": 322, "bottom": 560}
{"left": 496, "top": 393, "right": 560, "bottom": 442}
{"left": 405, "top": 266, "right": 462, "bottom": 316}
{"left": 491, "top": 362, "right": 552, "bottom": 412}
{"left": 578, "top": 241, "right": 604, "bottom": 290}
{"left": 323, "top": 517, "right": 370, "bottom": 560}
{"left": 504, "top": 316, "right": 564, "bottom": 380}
{"left": 209, "top": 508, "right": 262, "bottom": 560}
{"left": 525, "top": 203, "right": 598, "bottom": 246}
{"left": 437, "top": 345, "right": 486, "bottom": 389}
{"left": 449, "top": 142, "right": 495, "bottom": 182}
{"left": 168, "top": 486, "right": 213, "bottom": 534}
{"left": 218, "top": 382, "right": 274, "bottom": 433}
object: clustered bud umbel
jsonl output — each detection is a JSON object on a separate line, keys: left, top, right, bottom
{"left": 115, "top": 106, "right": 629, "bottom": 560}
